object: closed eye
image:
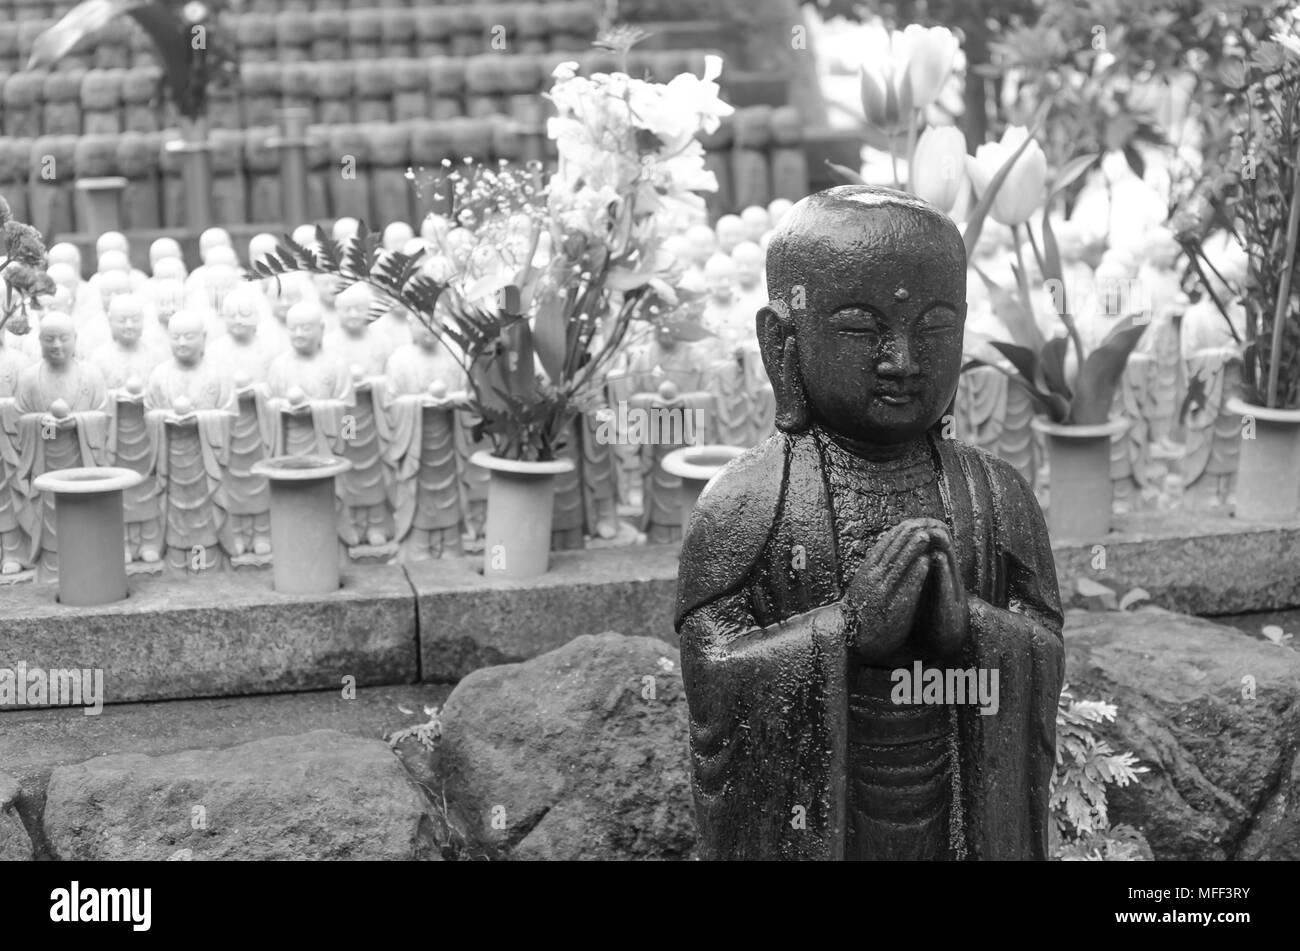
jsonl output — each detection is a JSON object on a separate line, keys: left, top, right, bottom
{"left": 830, "top": 305, "right": 884, "bottom": 336}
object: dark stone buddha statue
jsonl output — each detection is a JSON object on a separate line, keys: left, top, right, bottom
{"left": 675, "top": 185, "right": 1064, "bottom": 861}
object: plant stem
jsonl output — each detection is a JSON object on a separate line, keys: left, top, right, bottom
{"left": 904, "top": 109, "right": 919, "bottom": 192}
{"left": 1011, "top": 223, "right": 1039, "bottom": 331}
{"left": 1266, "top": 133, "right": 1300, "bottom": 408}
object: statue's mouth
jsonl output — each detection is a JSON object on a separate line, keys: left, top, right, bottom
{"left": 876, "top": 393, "right": 915, "bottom": 406}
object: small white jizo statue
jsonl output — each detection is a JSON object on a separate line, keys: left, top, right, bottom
{"left": 90, "top": 294, "right": 166, "bottom": 567}
{"left": 329, "top": 284, "right": 396, "bottom": 553}
{"left": 385, "top": 319, "right": 469, "bottom": 560}
{"left": 0, "top": 329, "right": 32, "bottom": 576}
{"left": 265, "top": 300, "right": 353, "bottom": 458}
{"left": 145, "top": 311, "right": 236, "bottom": 574}
{"left": 209, "top": 285, "right": 276, "bottom": 382}
{"left": 14, "top": 313, "right": 110, "bottom": 576}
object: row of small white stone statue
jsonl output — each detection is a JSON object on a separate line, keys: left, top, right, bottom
{"left": 0, "top": 208, "right": 790, "bottom": 580}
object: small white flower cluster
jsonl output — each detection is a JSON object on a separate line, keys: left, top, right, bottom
{"left": 544, "top": 56, "right": 734, "bottom": 276}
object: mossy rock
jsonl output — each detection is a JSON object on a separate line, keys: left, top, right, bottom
{"left": 74, "top": 134, "right": 121, "bottom": 177}
{"left": 43, "top": 70, "right": 85, "bottom": 103}
{"left": 464, "top": 55, "right": 501, "bottom": 96}
{"left": 330, "top": 125, "right": 372, "bottom": 164}
{"left": 0, "top": 137, "right": 34, "bottom": 180}
{"left": 390, "top": 59, "right": 426, "bottom": 93}
{"left": 31, "top": 135, "right": 78, "bottom": 177}
{"left": 347, "top": 10, "right": 383, "bottom": 42}
{"left": 275, "top": 11, "right": 314, "bottom": 46}
{"left": 4, "top": 72, "right": 46, "bottom": 107}
{"left": 769, "top": 105, "right": 802, "bottom": 146}
{"left": 121, "top": 66, "right": 161, "bottom": 103}
{"left": 85, "top": 68, "right": 128, "bottom": 110}
{"left": 209, "top": 129, "right": 247, "bottom": 174}
{"left": 428, "top": 58, "right": 465, "bottom": 95}
{"left": 354, "top": 61, "right": 396, "bottom": 97}
{"left": 116, "top": 131, "right": 160, "bottom": 177}
{"left": 367, "top": 123, "right": 412, "bottom": 167}
{"left": 732, "top": 105, "right": 773, "bottom": 148}
{"left": 281, "top": 62, "right": 318, "bottom": 99}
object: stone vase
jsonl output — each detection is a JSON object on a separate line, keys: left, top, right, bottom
{"left": 32, "top": 467, "right": 143, "bottom": 606}
{"left": 1225, "top": 398, "right": 1300, "bottom": 521}
{"left": 471, "top": 451, "right": 574, "bottom": 581}
{"left": 251, "top": 455, "right": 352, "bottom": 595}
{"left": 661, "top": 444, "right": 745, "bottom": 536}
{"left": 1032, "top": 416, "right": 1130, "bottom": 542}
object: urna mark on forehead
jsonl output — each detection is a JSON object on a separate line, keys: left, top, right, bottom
{"left": 766, "top": 186, "right": 966, "bottom": 313}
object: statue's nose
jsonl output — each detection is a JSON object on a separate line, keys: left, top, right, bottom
{"left": 877, "top": 331, "right": 919, "bottom": 377}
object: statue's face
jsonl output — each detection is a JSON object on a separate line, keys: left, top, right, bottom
{"left": 287, "top": 313, "right": 323, "bottom": 355}
{"left": 705, "top": 263, "right": 736, "bottom": 303}
{"left": 224, "top": 302, "right": 259, "bottom": 342}
{"left": 338, "top": 294, "right": 370, "bottom": 336}
{"left": 314, "top": 274, "right": 340, "bottom": 306}
{"left": 775, "top": 196, "right": 967, "bottom": 446}
{"left": 795, "top": 278, "right": 964, "bottom": 445}
{"left": 169, "top": 321, "right": 205, "bottom": 366}
{"left": 40, "top": 323, "right": 76, "bottom": 367}
{"left": 109, "top": 305, "right": 143, "bottom": 345}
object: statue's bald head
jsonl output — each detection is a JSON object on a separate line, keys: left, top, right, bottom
{"left": 39, "top": 311, "right": 76, "bottom": 367}
{"left": 766, "top": 186, "right": 966, "bottom": 313}
{"left": 168, "top": 309, "right": 206, "bottom": 366}
{"left": 759, "top": 186, "right": 968, "bottom": 445}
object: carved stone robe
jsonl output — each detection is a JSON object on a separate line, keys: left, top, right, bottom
{"left": 675, "top": 429, "right": 1064, "bottom": 860}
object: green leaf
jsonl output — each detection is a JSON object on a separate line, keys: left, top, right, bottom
{"left": 1041, "top": 206, "right": 1064, "bottom": 290}
{"left": 984, "top": 342, "right": 1070, "bottom": 420}
{"left": 824, "top": 159, "right": 866, "bottom": 186}
{"left": 531, "top": 293, "right": 569, "bottom": 384}
{"left": 1070, "top": 316, "right": 1147, "bottom": 424}
{"left": 979, "top": 270, "right": 1045, "bottom": 353}
{"left": 1049, "top": 153, "right": 1098, "bottom": 200}
{"left": 1041, "top": 335, "right": 1071, "bottom": 400}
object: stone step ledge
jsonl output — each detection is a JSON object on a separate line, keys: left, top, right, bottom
{"left": 1, "top": 517, "right": 1298, "bottom": 711}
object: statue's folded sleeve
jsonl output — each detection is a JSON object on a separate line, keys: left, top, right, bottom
{"left": 680, "top": 595, "right": 848, "bottom": 861}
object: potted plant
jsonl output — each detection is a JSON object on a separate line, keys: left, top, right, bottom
{"left": 251, "top": 30, "right": 730, "bottom": 579}
{"left": 960, "top": 133, "right": 1145, "bottom": 542}
{"left": 827, "top": 27, "right": 1137, "bottom": 540}
{"left": 28, "top": 0, "right": 238, "bottom": 230}
{"left": 1178, "top": 22, "right": 1300, "bottom": 521}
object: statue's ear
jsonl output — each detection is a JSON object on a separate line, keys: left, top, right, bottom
{"left": 756, "top": 300, "right": 809, "bottom": 432}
